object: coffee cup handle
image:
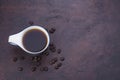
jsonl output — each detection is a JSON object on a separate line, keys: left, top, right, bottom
{"left": 8, "top": 33, "right": 22, "bottom": 46}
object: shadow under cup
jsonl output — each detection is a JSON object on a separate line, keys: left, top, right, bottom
{"left": 22, "top": 29, "right": 49, "bottom": 54}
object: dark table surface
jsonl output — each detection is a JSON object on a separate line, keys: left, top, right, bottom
{"left": 0, "top": 0, "right": 120, "bottom": 80}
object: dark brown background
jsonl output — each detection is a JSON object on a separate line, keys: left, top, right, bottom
{"left": 0, "top": 0, "right": 120, "bottom": 80}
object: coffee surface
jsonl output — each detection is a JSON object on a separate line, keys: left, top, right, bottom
{"left": 23, "top": 29, "right": 47, "bottom": 52}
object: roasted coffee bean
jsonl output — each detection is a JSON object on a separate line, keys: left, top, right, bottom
{"left": 13, "top": 57, "right": 18, "bottom": 62}
{"left": 50, "top": 48, "right": 56, "bottom": 52}
{"left": 18, "top": 67, "right": 23, "bottom": 71}
{"left": 56, "top": 63, "right": 62, "bottom": 67}
{"left": 53, "top": 57, "right": 58, "bottom": 62}
{"left": 36, "top": 62, "right": 41, "bottom": 67}
{"left": 40, "top": 67, "right": 44, "bottom": 71}
{"left": 49, "top": 61, "right": 54, "bottom": 65}
{"left": 49, "top": 43, "right": 54, "bottom": 47}
{"left": 54, "top": 63, "right": 62, "bottom": 70}
{"left": 31, "top": 67, "right": 36, "bottom": 72}
{"left": 52, "top": 49, "right": 56, "bottom": 52}
{"left": 44, "top": 52, "right": 49, "bottom": 56}
{"left": 43, "top": 67, "right": 48, "bottom": 71}
{"left": 31, "top": 57, "right": 36, "bottom": 62}
{"left": 49, "top": 44, "right": 56, "bottom": 52}
{"left": 29, "top": 21, "right": 34, "bottom": 25}
{"left": 32, "top": 56, "right": 41, "bottom": 62}
{"left": 54, "top": 66, "right": 59, "bottom": 69}
{"left": 49, "top": 28, "right": 56, "bottom": 34}
{"left": 49, "top": 57, "right": 58, "bottom": 65}
{"left": 37, "top": 56, "right": 41, "bottom": 62}
{"left": 57, "top": 49, "right": 61, "bottom": 54}
{"left": 51, "top": 57, "right": 58, "bottom": 64}
{"left": 60, "top": 57, "right": 65, "bottom": 61}
{"left": 49, "top": 43, "right": 56, "bottom": 47}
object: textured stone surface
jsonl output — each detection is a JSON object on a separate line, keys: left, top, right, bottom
{"left": 0, "top": 0, "right": 120, "bottom": 80}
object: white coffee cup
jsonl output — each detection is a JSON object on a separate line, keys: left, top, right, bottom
{"left": 8, "top": 26, "right": 50, "bottom": 54}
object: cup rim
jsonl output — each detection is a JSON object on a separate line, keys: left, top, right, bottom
{"left": 20, "top": 26, "right": 50, "bottom": 54}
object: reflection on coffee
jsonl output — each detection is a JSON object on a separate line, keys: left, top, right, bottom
{"left": 23, "top": 29, "right": 47, "bottom": 52}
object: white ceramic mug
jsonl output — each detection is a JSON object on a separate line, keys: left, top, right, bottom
{"left": 8, "top": 26, "right": 50, "bottom": 54}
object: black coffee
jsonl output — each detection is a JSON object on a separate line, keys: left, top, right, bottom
{"left": 23, "top": 29, "right": 47, "bottom": 52}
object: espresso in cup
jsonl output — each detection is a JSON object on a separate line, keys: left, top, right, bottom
{"left": 23, "top": 29, "right": 48, "bottom": 52}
